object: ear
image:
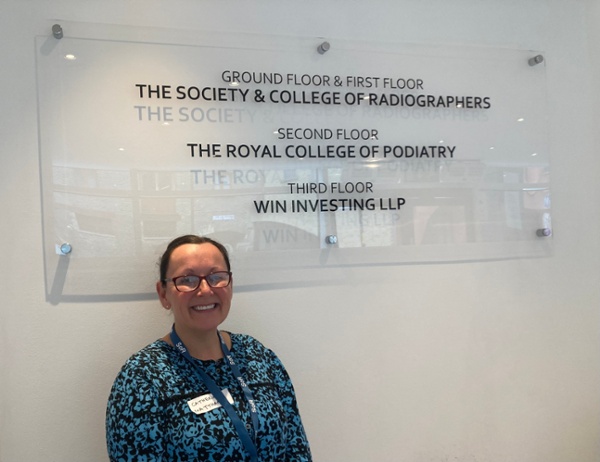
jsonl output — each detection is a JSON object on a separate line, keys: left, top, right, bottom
{"left": 156, "top": 281, "right": 170, "bottom": 309}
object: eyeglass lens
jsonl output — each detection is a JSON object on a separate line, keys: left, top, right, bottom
{"left": 173, "top": 272, "right": 230, "bottom": 292}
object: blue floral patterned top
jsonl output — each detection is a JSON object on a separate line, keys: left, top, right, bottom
{"left": 106, "top": 333, "right": 312, "bottom": 461}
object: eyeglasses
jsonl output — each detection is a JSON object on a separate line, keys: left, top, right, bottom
{"left": 163, "top": 271, "right": 232, "bottom": 292}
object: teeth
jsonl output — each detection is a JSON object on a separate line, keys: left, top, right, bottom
{"left": 192, "top": 304, "right": 216, "bottom": 311}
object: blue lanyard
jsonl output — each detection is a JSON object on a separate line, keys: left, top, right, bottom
{"left": 170, "top": 325, "right": 259, "bottom": 462}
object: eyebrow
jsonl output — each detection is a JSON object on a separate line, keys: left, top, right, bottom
{"left": 175, "top": 267, "right": 227, "bottom": 275}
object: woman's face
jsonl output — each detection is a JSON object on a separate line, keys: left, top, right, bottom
{"left": 156, "top": 243, "right": 233, "bottom": 336}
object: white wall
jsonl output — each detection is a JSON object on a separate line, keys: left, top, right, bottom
{"left": 1, "top": 1, "right": 599, "bottom": 461}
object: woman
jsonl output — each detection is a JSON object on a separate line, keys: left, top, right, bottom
{"left": 106, "top": 235, "right": 312, "bottom": 461}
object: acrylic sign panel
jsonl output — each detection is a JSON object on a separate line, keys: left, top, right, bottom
{"left": 36, "top": 24, "right": 550, "bottom": 299}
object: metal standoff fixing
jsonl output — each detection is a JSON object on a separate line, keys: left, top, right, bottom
{"left": 536, "top": 228, "right": 552, "bottom": 237}
{"left": 325, "top": 235, "right": 338, "bottom": 245}
{"left": 59, "top": 243, "right": 72, "bottom": 255}
{"left": 52, "top": 24, "right": 64, "bottom": 39}
{"left": 317, "top": 41, "right": 330, "bottom": 54}
{"left": 528, "top": 54, "right": 544, "bottom": 66}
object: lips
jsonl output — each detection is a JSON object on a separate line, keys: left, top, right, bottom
{"left": 191, "top": 304, "right": 216, "bottom": 312}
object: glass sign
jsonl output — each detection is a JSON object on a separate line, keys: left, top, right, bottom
{"left": 36, "top": 22, "right": 551, "bottom": 301}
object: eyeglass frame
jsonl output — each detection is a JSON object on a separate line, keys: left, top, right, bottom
{"left": 162, "top": 271, "right": 233, "bottom": 292}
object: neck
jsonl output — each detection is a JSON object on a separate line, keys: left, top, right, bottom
{"left": 166, "top": 325, "right": 223, "bottom": 361}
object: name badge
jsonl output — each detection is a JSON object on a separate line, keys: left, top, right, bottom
{"left": 187, "top": 389, "right": 234, "bottom": 415}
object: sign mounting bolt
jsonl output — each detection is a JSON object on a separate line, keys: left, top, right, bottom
{"left": 325, "top": 235, "right": 338, "bottom": 245}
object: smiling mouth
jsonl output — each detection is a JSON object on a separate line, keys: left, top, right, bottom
{"left": 191, "top": 304, "right": 216, "bottom": 312}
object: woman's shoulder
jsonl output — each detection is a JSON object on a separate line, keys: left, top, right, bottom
{"left": 116, "top": 339, "right": 180, "bottom": 380}
{"left": 228, "top": 332, "right": 283, "bottom": 363}
{"left": 125, "top": 339, "right": 173, "bottom": 363}
{"left": 229, "top": 332, "right": 267, "bottom": 351}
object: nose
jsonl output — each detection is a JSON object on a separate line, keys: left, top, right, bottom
{"left": 195, "top": 277, "right": 213, "bottom": 294}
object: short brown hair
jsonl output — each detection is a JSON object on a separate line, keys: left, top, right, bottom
{"left": 158, "top": 235, "right": 231, "bottom": 284}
